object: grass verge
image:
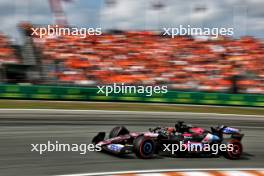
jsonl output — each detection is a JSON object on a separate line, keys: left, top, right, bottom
{"left": 0, "top": 100, "right": 263, "bottom": 115}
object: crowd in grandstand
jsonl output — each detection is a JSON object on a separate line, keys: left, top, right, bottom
{"left": 0, "top": 27, "right": 264, "bottom": 94}
{"left": 31, "top": 29, "right": 264, "bottom": 94}
{"left": 0, "top": 33, "right": 19, "bottom": 65}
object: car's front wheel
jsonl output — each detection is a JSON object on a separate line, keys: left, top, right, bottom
{"left": 133, "top": 136, "right": 156, "bottom": 159}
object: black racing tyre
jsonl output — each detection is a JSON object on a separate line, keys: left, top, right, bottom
{"left": 222, "top": 139, "right": 243, "bottom": 160}
{"left": 109, "top": 126, "right": 129, "bottom": 138}
{"left": 133, "top": 136, "right": 155, "bottom": 159}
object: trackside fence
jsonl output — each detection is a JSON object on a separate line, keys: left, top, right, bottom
{"left": 0, "top": 84, "right": 263, "bottom": 107}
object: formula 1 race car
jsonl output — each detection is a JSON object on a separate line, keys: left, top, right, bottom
{"left": 92, "top": 121, "right": 244, "bottom": 159}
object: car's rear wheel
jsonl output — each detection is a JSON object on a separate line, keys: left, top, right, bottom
{"left": 109, "top": 126, "right": 129, "bottom": 138}
{"left": 134, "top": 136, "right": 155, "bottom": 159}
{"left": 222, "top": 139, "right": 243, "bottom": 159}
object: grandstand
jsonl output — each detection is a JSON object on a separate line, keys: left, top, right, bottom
{"left": 0, "top": 33, "right": 20, "bottom": 65}
{"left": 29, "top": 27, "right": 264, "bottom": 94}
{"left": 0, "top": 33, "right": 24, "bottom": 83}
{"left": 0, "top": 24, "right": 263, "bottom": 94}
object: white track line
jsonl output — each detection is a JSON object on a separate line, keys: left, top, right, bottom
{"left": 54, "top": 168, "right": 264, "bottom": 176}
{"left": 221, "top": 171, "right": 256, "bottom": 176}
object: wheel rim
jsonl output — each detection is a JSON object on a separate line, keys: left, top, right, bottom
{"left": 231, "top": 143, "right": 241, "bottom": 156}
{"left": 143, "top": 142, "right": 153, "bottom": 154}
{"left": 227, "top": 142, "right": 242, "bottom": 158}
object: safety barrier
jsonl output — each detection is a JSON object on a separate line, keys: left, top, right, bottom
{"left": 0, "top": 84, "right": 263, "bottom": 107}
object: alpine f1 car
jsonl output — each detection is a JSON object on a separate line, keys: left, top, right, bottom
{"left": 92, "top": 121, "right": 244, "bottom": 159}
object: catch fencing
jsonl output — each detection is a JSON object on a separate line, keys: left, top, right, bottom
{"left": 0, "top": 84, "right": 263, "bottom": 107}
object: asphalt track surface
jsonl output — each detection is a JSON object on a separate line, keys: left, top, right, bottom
{"left": 0, "top": 109, "right": 264, "bottom": 176}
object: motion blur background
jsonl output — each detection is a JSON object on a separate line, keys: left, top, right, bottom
{"left": 1, "top": 2, "right": 264, "bottom": 175}
{"left": 0, "top": 0, "right": 264, "bottom": 95}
